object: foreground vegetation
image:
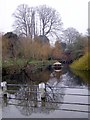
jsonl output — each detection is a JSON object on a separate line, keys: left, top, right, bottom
{"left": 70, "top": 52, "right": 90, "bottom": 70}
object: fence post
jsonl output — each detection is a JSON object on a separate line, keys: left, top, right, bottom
{"left": 39, "top": 82, "right": 46, "bottom": 100}
{"left": 1, "top": 81, "right": 7, "bottom": 98}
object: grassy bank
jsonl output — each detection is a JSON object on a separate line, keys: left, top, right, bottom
{"left": 2, "top": 59, "right": 56, "bottom": 68}
{"left": 70, "top": 52, "right": 90, "bottom": 70}
{"left": 2, "top": 58, "right": 56, "bottom": 74}
{"left": 2, "top": 58, "right": 27, "bottom": 74}
{"left": 28, "top": 60, "right": 55, "bottom": 67}
{"left": 2, "top": 58, "right": 27, "bottom": 68}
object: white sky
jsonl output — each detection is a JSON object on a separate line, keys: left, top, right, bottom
{"left": 0, "top": 0, "right": 89, "bottom": 34}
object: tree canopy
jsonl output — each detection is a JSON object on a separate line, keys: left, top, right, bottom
{"left": 13, "top": 4, "right": 63, "bottom": 40}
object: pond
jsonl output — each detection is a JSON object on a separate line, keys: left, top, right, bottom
{"left": 1, "top": 67, "right": 90, "bottom": 118}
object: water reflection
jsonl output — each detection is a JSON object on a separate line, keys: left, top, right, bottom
{"left": 48, "top": 69, "right": 86, "bottom": 87}
{"left": 13, "top": 82, "right": 65, "bottom": 116}
{"left": 2, "top": 69, "right": 51, "bottom": 85}
{"left": 2, "top": 68, "right": 89, "bottom": 117}
{"left": 71, "top": 69, "right": 90, "bottom": 86}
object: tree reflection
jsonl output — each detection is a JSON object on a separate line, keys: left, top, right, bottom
{"left": 60, "top": 69, "right": 87, "bottom": 87}
{"left": 70, "top": 69, "right": 90, "bottom": 85}
{"left": 14, "top": 81, "right": 65, "bottom": 116}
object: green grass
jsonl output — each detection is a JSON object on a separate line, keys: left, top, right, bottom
{"left": 2, "top": 58, "right": 27, "bottom": 75}
{"left": 28, "top": 60, "right": 43, "bottom": 65}
{"left": 2, "top": 58, "right": 56, "bottom": 75}
{"left": 28, "top": 60, "right": 56, "bottom": 69}
{"left": 2, "top": 59, "right": 55, "bottom": 65}
{"left": 2, "top": 58, "right": 27, "bottom": 68}
{"left": 70, "top": 52, "right": 90, "bottom": 70}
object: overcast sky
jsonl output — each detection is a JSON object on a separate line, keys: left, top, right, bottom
{"left": 0, "top": 0, "right": 89, "bottom": 34}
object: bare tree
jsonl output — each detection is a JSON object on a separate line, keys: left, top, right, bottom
{"left": 13, "top": 4, "right": 63, "bottom": 39}
{"left": 13, "top": 4, "right": 35, "bottom": 38}
{"left": 63, "top": 27, "right": 80, "bottom": 44}
{"left": 37, "top": 5, "right": 63, "bottom": 37}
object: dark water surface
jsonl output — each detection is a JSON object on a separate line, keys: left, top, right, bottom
{"left": 1, "top": 67, "right": 90, "bottom": 118}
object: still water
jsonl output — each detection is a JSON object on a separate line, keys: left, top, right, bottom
{"left": 1, "top": 67, "right": 90, "bottom": 118}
